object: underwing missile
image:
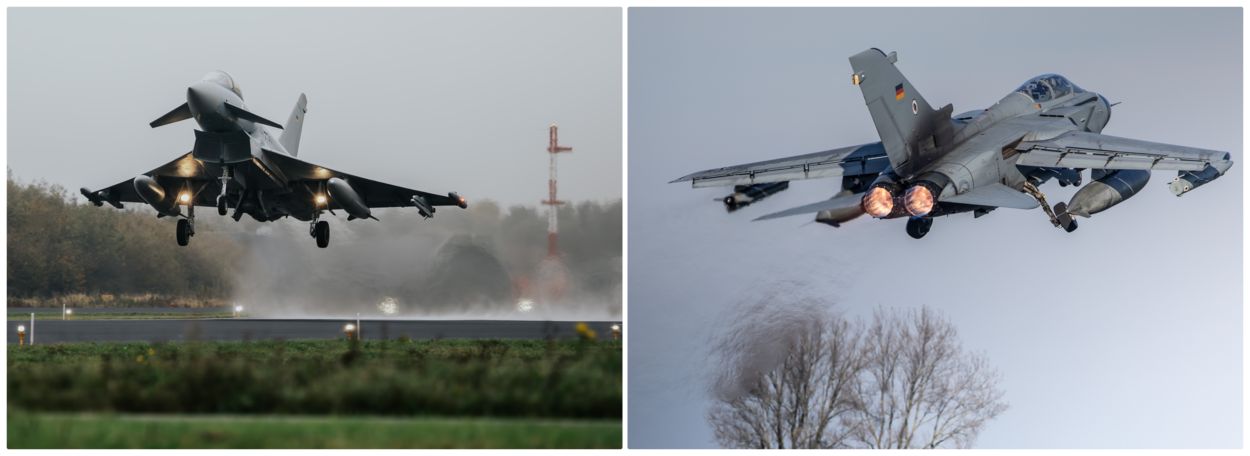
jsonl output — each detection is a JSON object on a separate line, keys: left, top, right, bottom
{"left": 723, "top": 182, "right": 789, "bottom": 212}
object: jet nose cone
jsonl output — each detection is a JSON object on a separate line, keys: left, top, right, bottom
{"left": 186, "top": 82, "right": 220, "bottom": 115}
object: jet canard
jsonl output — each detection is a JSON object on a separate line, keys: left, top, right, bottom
{"left": 671, "top": 49, "right": 1234, "bottom": 238}
{"left": 81, "top": 71, "right": 468, "bottom": 248}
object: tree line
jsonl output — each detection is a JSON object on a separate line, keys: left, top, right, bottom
{"left": 7, "top": 171, "right": 243, "bottom": 299}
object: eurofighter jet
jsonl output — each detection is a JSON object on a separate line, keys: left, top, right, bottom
{"left": 671, "top": 49, "right": 1234, "bottom": 239}
{"left": 81, "top": 71, "right": 467, "bottom": 248}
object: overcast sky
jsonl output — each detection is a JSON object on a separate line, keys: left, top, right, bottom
{"left": 7, "top": 8, "right": 622, "bottom": 207}
{"left": 628, "top": 8, "right": 1242, "bottom": 449}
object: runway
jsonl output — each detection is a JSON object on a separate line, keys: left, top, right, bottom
{"left": 6, "top": 319, "right": 620, "bottom": 344}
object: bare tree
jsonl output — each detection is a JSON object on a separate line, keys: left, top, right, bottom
{"left": 706, "top": 302, "right": 1007, "bottom": 449}
{"left": 706, "top": 294, "right": 863, "bottom": 449}
{"left": 848, "top": 307, "right": 1008, "bottom": 449}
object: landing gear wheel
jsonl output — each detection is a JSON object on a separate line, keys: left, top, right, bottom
{"left": 906, "top": 217, "right": 932, "bottom": 240}
{"left": 1064, "top": 219, "right": 1078, "bottom": 233}
{"left": 176, "top": 219, "right": 190, "bottom": 246}
{"left": 315, "top": 221, "right": 330, "bottom": 248}
{"left": 217, "top": 196, "right": 228, "bottom": 216}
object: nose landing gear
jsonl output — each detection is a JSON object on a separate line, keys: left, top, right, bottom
{"left": 217, "top": 166, "right": 232, "bottom": 216}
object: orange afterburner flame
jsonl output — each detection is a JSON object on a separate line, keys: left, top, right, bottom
{"left": 863, "top": 187, "right": 894, "bottom": 218}
{"left": 904, "top": 185, "right": 935, "bottom": 216}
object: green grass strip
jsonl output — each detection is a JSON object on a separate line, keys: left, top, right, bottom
{"left": 7, "top": 412, "right": 621, "bottom": 449}
{"left": 9, "top": 339, "right": 622, "bottom": 419}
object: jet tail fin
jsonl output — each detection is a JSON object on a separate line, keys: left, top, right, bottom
{"left": 849, "top": 48, "right": 945, "bottom": 177}
{"left": 279, "top": 94, "right": 308, "bottom": 157}
{"left": 150, "top": 103, "right": 192, "bottom": 128}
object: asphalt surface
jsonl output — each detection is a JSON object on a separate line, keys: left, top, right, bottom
{"left": 6, "top": 319, "right": 621, "bottom": 344}
{"left": 8, "top": 307, "right": 232, "bottom": 314}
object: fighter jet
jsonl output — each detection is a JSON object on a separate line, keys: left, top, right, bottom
{"left": 80, "top": 71, "right": 467, "bottom": 248}
{"left": 671, "top": 49, "right": 1234, "bottom": 239}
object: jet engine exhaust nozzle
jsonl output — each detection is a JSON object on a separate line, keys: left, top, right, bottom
{"left": 903, "top": 184, "right": 936, "bottom": 217}
{"left": 862, "top": 187, "right": 895, "bottom": 218}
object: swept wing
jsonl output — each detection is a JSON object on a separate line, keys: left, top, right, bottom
{"left": 82, "top": 152, "right": 210, "bottom": 206}
{"left": 262, "top": 150, "right": 463, "bottom": 208}
{"left": 671, "top": 142, "right": 889, "bottom": 188}
{"left": 1014, "top": 131, "right": 1233, "bottom": 173}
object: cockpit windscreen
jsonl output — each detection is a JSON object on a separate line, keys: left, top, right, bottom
{"left": 202, "top": 70, "right": 244, "bottom": 100}
{"left": 1014, "top": 74, "right": 1084, "bottom": 103}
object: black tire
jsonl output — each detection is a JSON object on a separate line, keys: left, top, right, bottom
{"left": 315, "top": 221, "right": 330, "bottom": 248}
{"left": 906, "top": 217, "right": 932, "bottom": 239}
{"left": 1064, "top": 219, "right": 1078, "bottom": 233}
{"left": 217, "top": 196, "right": 228, "bottom": 216}
{"left": 176, "top": 219, "right": 190, "bottom": 246}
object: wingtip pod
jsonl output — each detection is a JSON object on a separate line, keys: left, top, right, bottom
{"left": 449, "top": 192, "right": 468, "bottom": 209}
{"left": 80, "top": 187, "right": 104, "bottom": 206}
{"left": 1170, "top": 155, "right": 1233, "bottom": 197}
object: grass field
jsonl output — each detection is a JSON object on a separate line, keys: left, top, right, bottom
{"left": 9, "top": 339, "right": 621, "bottom": 419}
{"left": 8, "top": 312, "right": 234, "bottom": 320}
{"left": 7, "top": 412, "right": 621, "bottom": 449}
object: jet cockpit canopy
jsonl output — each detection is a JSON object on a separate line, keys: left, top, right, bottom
{"left": 1013, "top": 74, "right": 1084, "bottom": 103}
{"left": 202, "top": 70, "right": 243, "bottom": 100}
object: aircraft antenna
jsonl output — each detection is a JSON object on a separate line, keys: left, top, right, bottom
{"left": 542, "top": 124, "right": 573, "bottom": 258}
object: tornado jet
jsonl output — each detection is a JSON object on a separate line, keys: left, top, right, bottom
{"left": 81, "top": 71, "right": 467, "bottom": 248}
{"left": 671, "top": 49, "right": 1234, "bottom": 239}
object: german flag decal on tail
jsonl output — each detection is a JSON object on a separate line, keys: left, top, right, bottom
{"left": 895, "top": 83, "right": 905, "bottom": 100}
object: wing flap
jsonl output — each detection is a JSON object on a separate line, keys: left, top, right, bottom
{"left": 1016, "top": 131, "right": 1229, "bottom": 172}
{"left": 940, "top": 183, "right": 1039, "bottom": 210}
{"left": 672, "top": 142, "right": 890, "bottom": 188}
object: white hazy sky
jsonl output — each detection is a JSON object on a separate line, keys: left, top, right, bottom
{"left": 628, "top": 7, "right": 1242, "bottom": 449}
{"left": 7, "top": 8, "right": 622, "bottom": 207}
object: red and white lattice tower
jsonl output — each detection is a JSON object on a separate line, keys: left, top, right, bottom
{"left": 541, "top": 124, "right": 572, "bottom": 258}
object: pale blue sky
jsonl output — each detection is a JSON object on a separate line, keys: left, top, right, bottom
{"left": 628, "top": 7, "right": 1242, "bottom": 449}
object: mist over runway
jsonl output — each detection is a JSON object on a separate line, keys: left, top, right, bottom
{"left": 5, "top": 319, "right": 620, "bottom": 344}
{"left": 8, "top": 308, "right": 231, "bottom": 314}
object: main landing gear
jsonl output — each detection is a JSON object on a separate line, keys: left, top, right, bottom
{"left": 310, "top": 212, "right": 330, "bottom": 248}
{"left": 177, "top": 202, "right": 195, "bottom": 246}
{"left": 906, "top": 217, "right": 932, "bottom": 239}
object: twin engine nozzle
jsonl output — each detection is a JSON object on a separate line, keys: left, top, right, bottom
{"left": 862, "top": 180, "right": 942, "bottom": 219}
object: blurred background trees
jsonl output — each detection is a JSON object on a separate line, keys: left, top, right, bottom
{"left": 7, "top": 170, "right": 243, "bottom": 300}
{"left": 706, "top": 296, "right": 1007, "bottom": 449}
{"left": 8, "top": 170, "right": 622, "bottom": 316}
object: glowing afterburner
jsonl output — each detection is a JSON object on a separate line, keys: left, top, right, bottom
{"left": 903, "top": 185, "right": 935, "bottom": 216}
{"left": 862, "top": 187, "right": 894, "bottom": 218}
